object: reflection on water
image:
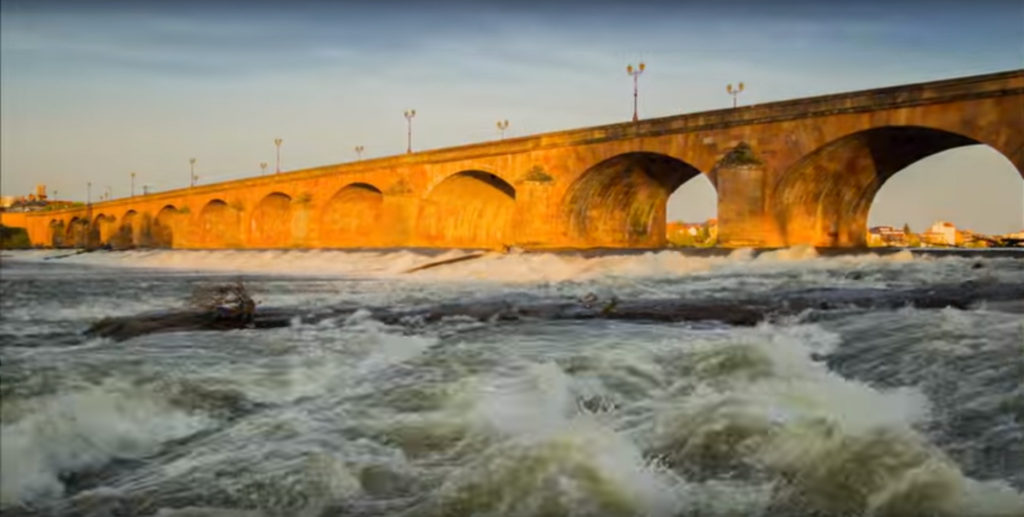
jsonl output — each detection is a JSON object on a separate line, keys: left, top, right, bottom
{"left": 1, "top": 249, "right": 1022, "bottom": 516}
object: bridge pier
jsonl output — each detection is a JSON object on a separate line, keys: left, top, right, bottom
{"left": 713, "top": 143, "right": 781, "bottom": 248}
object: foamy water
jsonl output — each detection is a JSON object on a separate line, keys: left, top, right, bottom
{"left": 1, "top": 249, "right": 1022, "bottom": 516}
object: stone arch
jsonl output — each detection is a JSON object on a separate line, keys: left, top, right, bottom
{"left": 90, "top": 213, "right": 116, "bottom": 247}
{"left": 770, "top": 126, "right": 1001, "bottom": 247}
{"left": 49, "top": 219, "right": 66, "bottom": 248}
{"left": 153, "top": 205, "right": 178, "bottom": 248}
{"left": 199, "top": 199, "right": 239, "bottom": 248}
{"left": 562, "top": 152, "right": 705, "bottom": 247}
{"left": 66, "top": 217, "right": 89, "bottom": 248}
{"left": 250, "top": 192, "right": 293, "bottom": 248}
{"left": 417, "top": 170, "right": 516, "bottom": 249}
{"left": 320, "top": 183, "right": 385, "bottom": 247}
{"left": 113, "top": 210, "right": 139, "bottom": 249}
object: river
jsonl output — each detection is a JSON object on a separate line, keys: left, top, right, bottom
{"left": 1, "top": 248, "right": 1022, "bottom": 516}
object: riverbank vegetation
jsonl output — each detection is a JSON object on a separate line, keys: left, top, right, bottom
{"left": 0, "top": 225, "right": 31, "bottom": 249}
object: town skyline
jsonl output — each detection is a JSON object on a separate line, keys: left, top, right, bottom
{"left": 2, "top": 0, "right": 1022, "bottom": 233}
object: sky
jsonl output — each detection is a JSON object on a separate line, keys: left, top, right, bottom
{"left": 1, "top": 0, "right": 1022, "bottom": 233}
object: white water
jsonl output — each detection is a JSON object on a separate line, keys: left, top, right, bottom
{"left": 1, "top": 249, "right": 1022, "bottom": 516}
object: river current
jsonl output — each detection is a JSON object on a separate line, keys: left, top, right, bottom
{"left": 1, "top": 248, "right": 1022, "bottom": 517}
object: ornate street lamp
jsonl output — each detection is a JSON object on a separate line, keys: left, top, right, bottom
{"left": 87, "top": 182, "right": 92, "bottom": 205}
{"left": 404, "top": 109, "right": 416, "bottom": 154}
{"left": 131, "top": 172, "right": 136, "bottom": 197}
{"left": 355, "top": 145, "right": 365, "bottom": 160}
{"left": 626, "top": 62, "right": 646, "bottom": 122}
{"left": 727, "top": 82, "right": 745, "bottom": 108}
{"left": 260, "top": 162, "right": 268, "bottom": 175}
{"left": 274, "top": 138, "right": 283, "bottom": 173}
{"left": 496, "top": 119, "right": 509, "bottom": 140}
{"left": 189, "top": 157, "right": 197, "bottom": 187}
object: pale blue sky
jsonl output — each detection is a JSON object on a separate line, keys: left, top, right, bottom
{"left": 1, "top": 0, "right": 1022, "bottom": 233}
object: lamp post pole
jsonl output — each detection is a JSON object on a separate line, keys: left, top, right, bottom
{"left": 726, "top": 82, "right": 745, "bottom": 108}
{"left": 404, "top": 109, "right": 416, "bottom": 154}
{"left": 260, "top": 162, "right": 268, "bottom": 175}
{"left": 626, "top": 62, "right": 646, "bottom": 122}
{"left": 274, "top": 138, "right": 283, "bottom": 173}
{"left": 355, "top": 145, "right": 364, "bottom": 160}
{"left": 496, "top": 119, "right": 509, "bottom": 140}
{"left": 189, "top": 158, "right": 197, "bottom": 187}
{"left": 87, "top": 182, "right": 92, "bottom": 205}
{"left": 131, "top": 172, "right": 136, "bottom": 197}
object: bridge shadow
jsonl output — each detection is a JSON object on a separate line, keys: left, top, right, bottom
{"left": 321, "top": 183, "right": 384, "bottom": 247}
{"left": 564, "top": 152, "right": 706, "bottom": 247}
{"left": 417, "top": 170, "right": 516, "bottom": 249}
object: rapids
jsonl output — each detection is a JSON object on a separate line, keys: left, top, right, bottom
{"left": 1, "top": 248, "right": 1022, "bottom": 516}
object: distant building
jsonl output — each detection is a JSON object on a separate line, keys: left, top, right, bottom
{"left": 667, "top": 221, "right": 701, "bottom": 239}
{"left": 667, "top": 218, "right": 717, "bottom": 246}
{"left": 922, "top": 221, "right": 958, "bottom": 246}
{"left": 705, "top": 218, "right": 718, "bottom": 241}
{"left": 868, "top": 226, "right": 908, "bottom": 246}
{"left": 0, "top": 187, "right": 71, "bottom": 212}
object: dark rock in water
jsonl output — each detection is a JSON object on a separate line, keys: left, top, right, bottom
{"left": 84, "top": 281, "right": 1024, "bottom": 342}
{"left": 85, "top": 307, "right": 291, "bottom": 342}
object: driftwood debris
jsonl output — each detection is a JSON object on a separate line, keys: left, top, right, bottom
{"left": 403, "top": 252, "right": 488, "bottom": 273}
{"left": 87, "top": 281, "right": 289, "bottom": 342}
{"left": 85, "top": 308, "right": 290, "bottom": 342}
{"left": 85, "top": 280, "right": 1024, "bottom": 342}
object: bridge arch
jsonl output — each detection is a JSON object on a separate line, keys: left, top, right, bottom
{"left": 770, "top": 125, "right": 1020, "bottom": 247}
{"left": 562, "top": 152, "right": 705, "bottom": 247}
{"left": 250, "top": 192, "right": 293, "bottom": 248}
{"left": 113, "top": 210, "right": 139, "bottom": 249}
{"left": 320, "top": 183, "right": 384, "bottom": 247}
{"left": 91, "top": 213, "right": 116, "bottom": 247}
{"left": 153, "top": 205, "right": 178, "bottom": 248}
{"left": 49, "top": 219, "right": 66, "bottom": 248}
{"left": 66, "top": 217, "right": 89, "bottom": 248}
{"left": 199, "top": 199, "right": 240, "bottom": 248}
{"left": 417, "top": 170, "right": 516, "bottom": 249}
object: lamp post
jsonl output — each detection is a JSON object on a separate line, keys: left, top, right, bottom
{"left": 355, "top": 145, "right": 364, "bottom": 160}
{"left": 404, "top": 109, "right": 416, "bottom": 154}
{"left": 496, "top": 119, "right": 509, "bottom": 140}
{"left": 274, "top": 138, "right": 283, "bottom": 173}
{"left": 131, "top": 172, "right": 136, "bottom": 197}
{"left": 726, "top": 82, "right": 745, "bottom": 108}
{"left": 87, "top": 182, "right": 92, "bottom": 205}
{"left": 626, "top": 62, "right": 646, "bottom": 122}
{"left": 260, "top": 162, "right": 268, "bottom": 175}
{"left": 189, "top": 158, "right": 197, "bottom": 187}
{"left": 143, "top": 185, "right": 150, "bottom": 196}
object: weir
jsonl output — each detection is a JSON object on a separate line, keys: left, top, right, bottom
{"left": 3, "top": 69, "right": 1022, "bottom": 250}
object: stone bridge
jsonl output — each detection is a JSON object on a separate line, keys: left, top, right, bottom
{"left": 4, "top": 69, "right": 1022, "bottom": 250}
